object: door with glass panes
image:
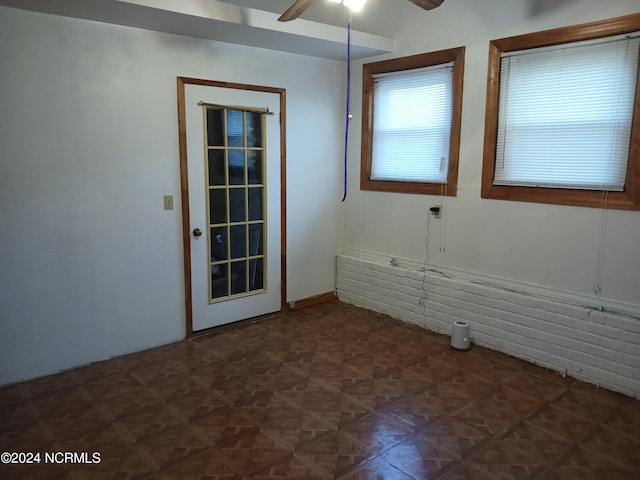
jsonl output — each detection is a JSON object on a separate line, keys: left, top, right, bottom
{"left": 184, "top": 82, "right": 281, "bottom": 332}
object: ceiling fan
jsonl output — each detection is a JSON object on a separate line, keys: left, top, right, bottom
{"left": 278, "top": 0, "right": 445, "bottom": 22}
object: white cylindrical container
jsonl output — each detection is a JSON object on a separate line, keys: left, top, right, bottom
{"left": 451, "top": 320, "right": 470, "bottom": 351}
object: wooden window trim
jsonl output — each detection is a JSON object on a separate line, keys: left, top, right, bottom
{"left": 360, "top": 47, "right": 465, "bottom": 196}
{"left": 481, "top": 13, "right": 640, "bottom": 211}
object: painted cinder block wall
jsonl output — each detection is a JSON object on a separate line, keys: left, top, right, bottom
{"left": 337, "top": 254, "right": 640, "bottom": 397}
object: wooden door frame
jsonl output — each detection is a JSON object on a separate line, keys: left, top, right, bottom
{"left": 177, "top": 76, "right": 287, "bottom": 337}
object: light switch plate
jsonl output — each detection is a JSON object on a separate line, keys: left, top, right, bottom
{"left": 164, "top": 195, "right": 174, "bottom": 210}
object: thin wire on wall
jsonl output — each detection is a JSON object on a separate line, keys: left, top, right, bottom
{"left": 419, "top": 205, "right": 432, "bottom": 317}
{"left": 393, "top": 256, "right": 640, "bottom": 322}
{"left": 592, "top": 38, "right": 629, "bottom": 295}
{"left": 594, "top": 191, "right": 608, "bottom": 295}
{"left": 439, "top": 182, "right": 448, "bottom": 252}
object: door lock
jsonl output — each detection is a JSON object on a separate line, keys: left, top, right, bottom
{"left": 192, "top": 228, "right": 203, "bottom": 237}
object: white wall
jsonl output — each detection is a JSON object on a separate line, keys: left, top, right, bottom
{"left": 343, "top": 0, "right": 640, "bottom": 306}
{"left": 0, "top": 6, "right": 345, "bottom": 385}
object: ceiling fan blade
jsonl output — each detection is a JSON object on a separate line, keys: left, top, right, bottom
{"left": 408, "top": 0, "right": 446, "bottom": 10}
{"left": 278, "top": 0, "right": 315, "bottom": 22}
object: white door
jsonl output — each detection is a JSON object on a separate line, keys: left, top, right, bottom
{"left": 184, "top": 83, "right": 281, "bottom": 331}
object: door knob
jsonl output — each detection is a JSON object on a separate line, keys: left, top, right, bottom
{"left": 193, "top": 228, "right": 203, "bottom": 237}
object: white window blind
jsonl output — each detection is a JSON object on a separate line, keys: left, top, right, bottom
{"left": 371, "top": 63, "right": 454, "bottom": 183}
{"left": 495, "top": 34, "right": 640, "bottom": 191}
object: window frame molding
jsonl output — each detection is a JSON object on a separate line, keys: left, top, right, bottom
{"left": 360, "top": 47, "right": 465, "bottom": 196}
{"left": 481, "top": 13, "right": 640, "bottom": 211}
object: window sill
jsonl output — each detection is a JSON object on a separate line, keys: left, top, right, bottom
{"left": 361, "top": 177, "right": 457, "bottom": 196}
{"left": 480, "top": 183, "right": 640, "bottom": 210}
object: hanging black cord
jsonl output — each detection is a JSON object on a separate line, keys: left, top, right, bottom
{"left": 341, "top": 18, "right": 352, "bottom": 202}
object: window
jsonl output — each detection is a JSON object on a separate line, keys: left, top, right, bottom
{"left": 482, "top": 14, "right": 640, "bottom": 210}
{"left": 361, "top": 47, "right": 465, "bottom": 195}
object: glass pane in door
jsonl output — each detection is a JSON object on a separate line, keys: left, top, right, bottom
{"left": 204, "top": 106, "right": 267, "bottom": 303}
{"left": 229, "top": 188, "right": 246, "bottom": 223}
{"left": 209, "top": 189, "right": 227, "bottom": 224}
{"left": 249, "top": 258, "right": 264, "bottom": 291}
{"left": 248, "top": 187, "right": 263, "bottom": 221}
{"left": 230, "top": 225, "right": 247, "bottom": 259}
{"left": 247, "top": 151, "right": 263, "bottom": 184}
{"left": 231, "top": 261, "right": 247, "bottom": 295}
{"left": 211, "top": 263, "right": 228, "bottom": 299}
{"left": 246, "top": 111, "right": 263, "bottom": 148}
{"left": 228, "top": 150, "right": 245, "bottom": 185}
{"left": 208, "top": 150, "right": 226, "bottom": 186}
{"left": 227, "top": 110, "right": 244, "bottom": 147}
{"left": 206, "top": 109, "right": 225, "bottom": 146}
{"left": 210, "top": 226, "right": 228, "bottom": 262}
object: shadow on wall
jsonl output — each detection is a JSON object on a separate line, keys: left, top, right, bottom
{"left": 528, "top": 0, "right": 581, "bottom": 17}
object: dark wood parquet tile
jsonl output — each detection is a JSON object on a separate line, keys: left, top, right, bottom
{"left": 543, "top": 443, "right": 640, "bottom": 480}
{"left": 19, "top": 372, "right": 80, "bottom": 400}
{"left": 339, "top": 455, "right": 416, "bottom": 480}
{"left": 379, "top": 395, "right": 444, "bottom": 431}
{"left": 421, "top": 416, "right": 490, "bottom": 455}
{"left": 186, "top": 406, "right": 256, "bottom": 446}
{"left": 381, "top": 432, "right": 464, "bottom": 479}
{"left": 147, "top": 373, "right": 210, "bottom": 403}
{"left": 80, "top": 371, "right": 143, "bottom": 401}
{"left": 128, "top": 359, "right": 189, "bottom": 386}
{"left": 1, "top": 300, "right": 639, "bottom": 480}
{"left": 496, "top": 421, "right": 573, "bottom": 465}
{"left": 452, "top": 399, "right": 524, "bottom": 436}
{"left": 424, "top": 381, "right": 478, "bottom": 416}
{"left": 465, "top": 440, "right": 547, "bottom": 480}
{"left": 134, "top": 423, "right": 211, "bottom": 468}
{"left": 40, "top": 403, "right": 114, "bottom": 441}
{"left": 277, "top": 378, "right": 374, "bottom": 428}
{"left": 320, "top": 335, "right": 396, "bottom": 361}
{"left": 296, "top": 431, "right": 375, "bottom": 479}
{"left": 29, "top": 386, "right": 95, "bottom": 418}
{"left": 245, "top": 453, "right": 326, "bottom": 480}
{"left": 600, "top": 404, "right": 640, "bottom": 441}
{"left": 342, "top": 378, "right": 406, "bottom": 411}
{"left": 402, "top": 356, "right": 461, "bottom": 384}
{"left": 523, "top": 405, "right": 595, "bottom": 442}
{"left": 1, "top": 463, "right": 76, "bottom": 480}
{"left": 215, "top": 427, "right": 292, "bottom": 476}
{"left": 159, "top": 447, "right": 243, "bottom": 479}
{"left": 113, "top": 404, "right": 188, "bottom": 443}
{"left": 439, "top": 462, "right": 510, "bottom": 480}
{"left": 549, "top": 388, "right": 620, "bottom": 422}
{"left": 0, "top": 420, "right": 54, "bottom": 452}
{"left": 538, "top": 465, "right": 635, "bottom": 480}
{"left": 502, "top": 371, "right": 568, "bottom": 403}
{"left": 578, "top": 426, "right": 640, "bottom": 471}
{"left": 462, "top": 358, "right": 521, "bottom": 386}
{"left": 71, "top": 358, "right": 128, "bottom": 384}
{"left": 305, "top": 359, "right": 372, "bottom": 392}
{"left": 97, "top": 387, "right": 169, "bottom": 419}
{"left": 338, "top": 411, "right": 415, "bottom": 456}
{"left": 436, "top": 370, "right": 498, "bottom": 399}
{"left": 167, "top": 388, "right": 233, "bottom": 422}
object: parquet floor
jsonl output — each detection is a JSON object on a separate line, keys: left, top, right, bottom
{"left": 1, "top": 300, "right": 638, "bottom": 479}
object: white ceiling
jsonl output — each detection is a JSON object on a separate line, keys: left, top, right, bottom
{"left": 223, "top": 0, "right": 422, "bottom": 36}
{"left": 0, "top": 0, "right": 426, "bottom": 60}
{"left": 0, "top": 0, "right": 581, "bottom": 60}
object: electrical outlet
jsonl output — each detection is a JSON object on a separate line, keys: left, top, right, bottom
{"left": 164, "top": 195, "right": 174, "bottom": 210}
{"left": 431, "top": 204, "right": 442, "bottom": 219}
